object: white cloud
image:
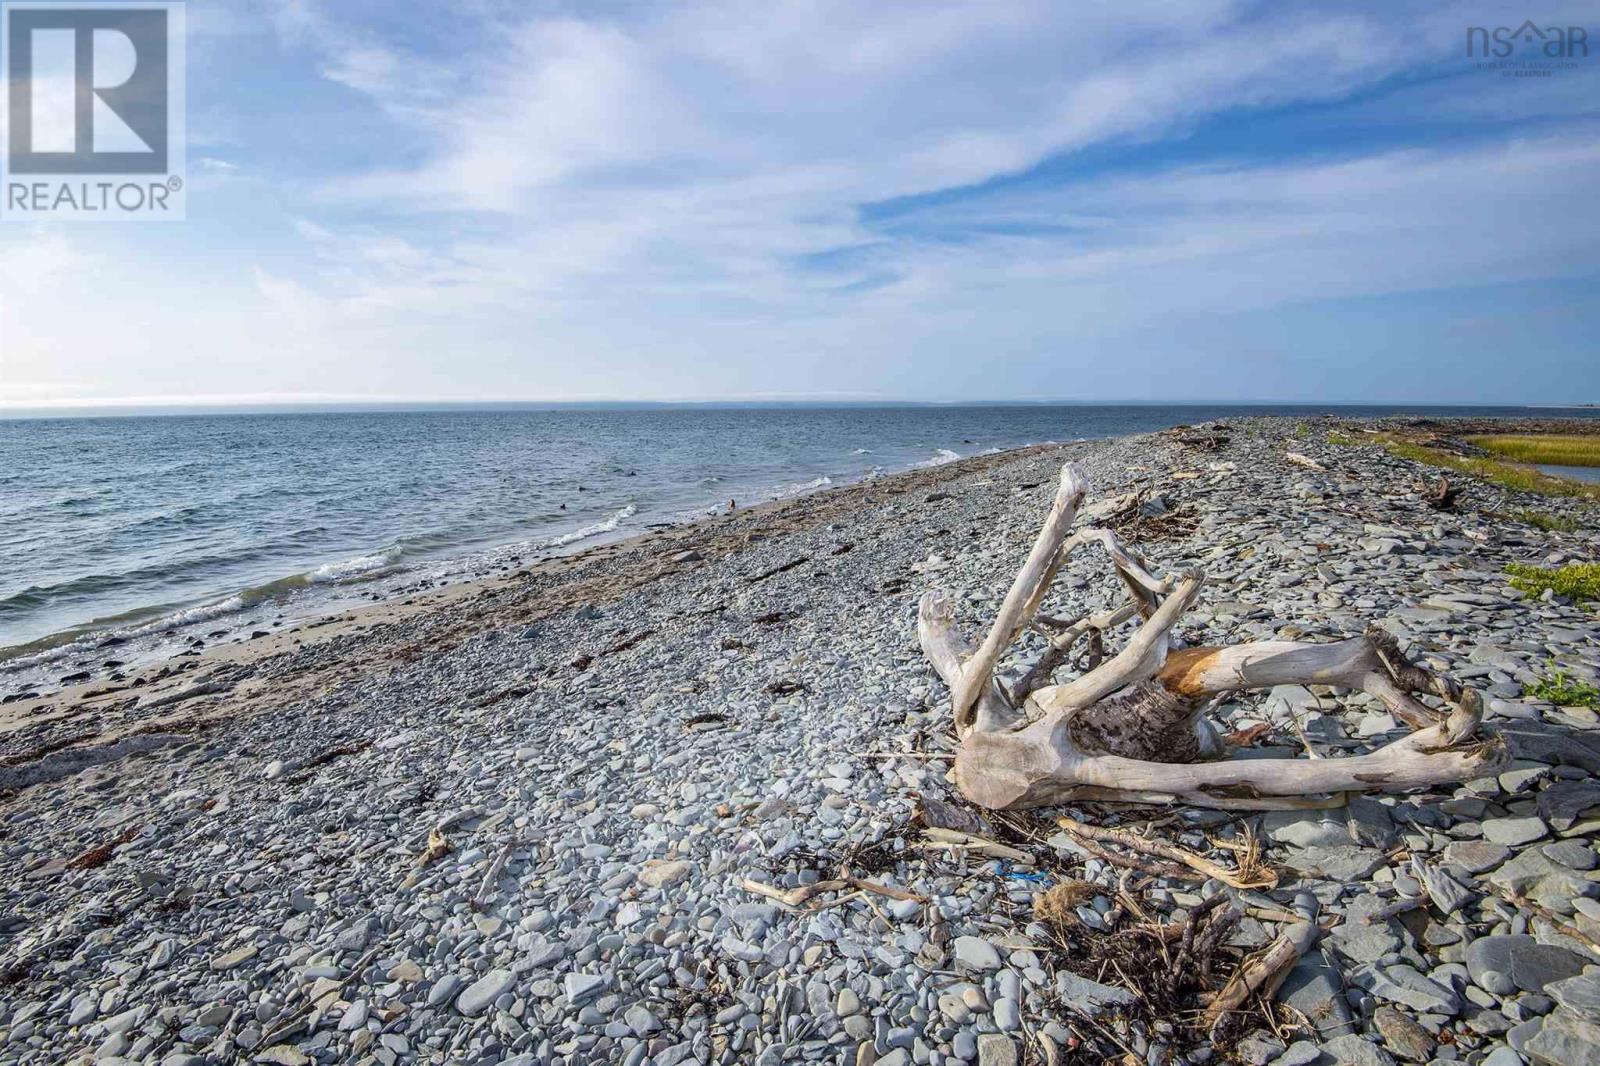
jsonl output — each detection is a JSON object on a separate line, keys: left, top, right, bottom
{"left": 6, "top": 0, "right": 1599, "bottom": 405}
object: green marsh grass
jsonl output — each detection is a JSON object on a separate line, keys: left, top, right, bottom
{"left": 1468, "top": 434, "right": 1600, "bottom": 468}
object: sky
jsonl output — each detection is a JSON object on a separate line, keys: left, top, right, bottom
{"left": 1, "top": 0, "right": 1598, "bottom": 408}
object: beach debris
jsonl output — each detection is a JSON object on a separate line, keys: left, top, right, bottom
{"left": 1168, "top": 424, "right": 1231, "bottom": 452}
{"left": 918, "top": 461, "right": 1504, "bottom": 810}
{"left": 1201, "top": 920, "right": 1318, "bottom": 1030}
{"left": 738, "top": 872, "right": 920, "bottom": 911}
{"left": 471, "top": 839, "right": 517, "bottom": 910}
{"left": 1416, "top": 475, "right": 1462, "bottom": 510}
{"left": 1055, "top": 816, "right": 1277, "bottom": 889}
{"left": 64, "top": 824, "right": 142, "bottom": 871}
{"left": 1284, "top": 450, "right": 1326, "bottom": 471}
{"left": 281, "top": 739, "right": 372, "bottom": 784}
{"left": 414, "top": 828, "right": 451, "bottom": 869}
{"left": 747, "top": 555, "right": 810, "bottom": 583}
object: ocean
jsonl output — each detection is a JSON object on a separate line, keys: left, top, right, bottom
{"left": 0, "top": 402, "right": 1581, "bottom": 696}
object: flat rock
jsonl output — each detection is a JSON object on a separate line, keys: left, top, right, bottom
{"left": 456, "top": 969, "right": 513, "bottom": 1016}
{"left": 1537, "top": 780, "right": 1600, "bottom": 830}
{"left": 1321, "top": 1033, "right": 1396, "bottom": 1066}
{"left": 1281, "top": 845, "right": 1386, "bottom": 881}
{"left": 1443, "top": 840, "right": 1510, "bottom": 874}
{"left": 253, "top": 1049, "right": 310, "bottom": 1066}
{"left": 638, "top": 859, "right": 692, "bottom": 888}
{"left": 1489, "top": 849, "right": 1600, "bottom": 906}
{"left": 1467, "top": 935, "right": 1590, "bottom": 994}
{"left": 953, "top": 935, "right": 1002, "bottom": 971}
{"left": 1548, "top": 971, "right": 1600, "bottom": 1020}
{"left": 1524, "top": 1009, "right": 1600, "bottom": 1066}
{"left": 1263, "top": 811, "right": 1350, "bottom": 849}
{"left": 1543, "top": 840, "right": 1598, "bottom": 871}
{"left": 1280, "top": 953, "right": 1356, "bottom": 1038}
{"left": 976, "top": 1033, "right": 1018, "bottom": 1066}
{"left": 1356, "top": 964, "right": 1459, "bottom": 1016}
{"left": 565, "top": 972, "right": 607, "bottom": 1004}
{"left": 209, "top": 945, "right": 258, "bottom": 971}
{"left": 1055, "top": 971, "right": 1138, "bottom": 1012}
{"left": 1482, "top": 816, "right": 1549, "bottom": 846}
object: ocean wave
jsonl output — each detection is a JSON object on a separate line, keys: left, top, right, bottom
{"left": 307, "top": 546, "right": 403, "bottom": 583}
{"left": 544, "top": 504, "right": 636, "bottom": 548}
{"left": 124, "top": 593, "right": 250, "bottom": 636}
{"left": 914, "top": 448, "right": 961, "bottom": 468}
{"left": 771, "top": 476, "right": 833, "bottom": 499}
{"left": 0, "top": 544, "right": 410, "bottom": 670}
{"left": 850, "top": 448, "right": 871, "bottom": 455}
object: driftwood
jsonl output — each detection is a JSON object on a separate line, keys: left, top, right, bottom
{"left": 1056, "top": 816, "right": 1277, "bottom": 889}
{"left": 1416, "top": 476, "right": 1461, "bottom": 511}
{"left": 1202, "top": 921, "right": 1317, "bottom": 1027}
{"left": 918, "top": 463, "right": 1504, "bottom": 810}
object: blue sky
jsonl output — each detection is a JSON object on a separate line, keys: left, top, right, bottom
{"left": 1, "top": 0, "right": 1597, "bottom": 406}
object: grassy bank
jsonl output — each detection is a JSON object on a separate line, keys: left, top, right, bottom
{"left": 1379, "top": 439, "right": 1600, "bottom": 500}
{"left": 1468, "top": 434, "right": 1600, "bottom": 468}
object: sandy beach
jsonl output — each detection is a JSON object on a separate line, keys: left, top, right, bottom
{"left": 2, "top": 417, "right": 1598, "bottom": 1066}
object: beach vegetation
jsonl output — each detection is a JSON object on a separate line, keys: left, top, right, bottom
{"left": 1509, "top": 509, "right": 1580, "bottom": 533}
{"left": 1505, "top": 561, "right": 1600, "bottom": 602}
{"left": 1468, "top": 434, "right": 1600, "bottom": 468}
{"left": 1381, "top": 439, "right": 1600, "bottom": 500}
{"left": 1526, "top": 667, "right": 1600, "bottom": 708}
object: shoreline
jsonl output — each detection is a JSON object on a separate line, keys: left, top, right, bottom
{"left": 0, "top": 442, "right": 1055, "bottom": 744}
{"left": 0, "top": 443, "right": 1000, "bottom": 704}
{"left": 9, "top": 404, "right": 1596, "bottom": 700}
{"left": 1, "top": 415, "right": 1597, "bottom": 1065}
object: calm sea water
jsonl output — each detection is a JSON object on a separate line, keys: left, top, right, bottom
{"left": 0, "top": 403, "right": 1581, "bottom": 693}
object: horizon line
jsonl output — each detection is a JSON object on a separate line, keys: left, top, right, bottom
{"left": 0, "top": 396, "right": 1594, "bottom": 420}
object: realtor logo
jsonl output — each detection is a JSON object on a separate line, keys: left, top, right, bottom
{"left": 2, "top": 2, "right": 185, "bottom": 220}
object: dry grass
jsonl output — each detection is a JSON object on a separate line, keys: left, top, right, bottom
{"left": 1469, "top": 434, "right": 1600, "bottom": 468}
{"left": 1034, "top": 879, "right": 1099, "bottom": 927}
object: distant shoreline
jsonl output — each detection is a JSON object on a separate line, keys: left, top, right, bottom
{"left": 2, "top": 398, "right": 1593, "bottom": 421}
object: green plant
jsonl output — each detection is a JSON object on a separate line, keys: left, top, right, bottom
{"left": 1511, "top": 509, "right": 1580, "bottom": 533}
{"left": 1526, "top": 667, "right": 1600, "bottom": 708}
{"left": 1382, "top": 440, "right": 1600, "bottom": 500}
{"left": 1505, "top": 561, "right": 1600, "bottom": 602}
{"left": 1326, "top": 430, "right": 1360, "bottom": 446}
{"left": 1293, "top": 423, "right": 1309, "bottom": 440}
{"left": 1469, "top": 434, "right": 1600, "bottom": 468}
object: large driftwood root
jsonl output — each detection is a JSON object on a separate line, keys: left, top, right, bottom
{"left": 919, "top": 462, "right": 1504, "bottom": 810}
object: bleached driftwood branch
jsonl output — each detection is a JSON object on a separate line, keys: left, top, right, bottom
{"left": 919, "top": 462, "right": 1503, "bottom": 810}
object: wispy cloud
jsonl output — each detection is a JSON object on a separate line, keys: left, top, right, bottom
{"left": 2, "top": 0, "right": 1598, "bottom": 406}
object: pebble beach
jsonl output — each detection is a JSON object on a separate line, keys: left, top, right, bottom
{"left": 2, "top": 416, "right": 1598, "bottom": 1066}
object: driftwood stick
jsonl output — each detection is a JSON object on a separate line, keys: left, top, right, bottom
{"left": 953, "top": 464, "right": 1089, "bottom": 722}
{"left": 1056, "top": 817, "right": 1277, "bottom": 889}
{"left": 1030, "top": 571, "right": 1205, "bottom": 713}
{"left": 472, "top": 840, "right": 517, "bottom": 911}
{"left": 1202, "top": 921, "right": 1317, "bottom": 1026}
{"left": 739, "top": 875, "right": 921, "bottom": 911}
